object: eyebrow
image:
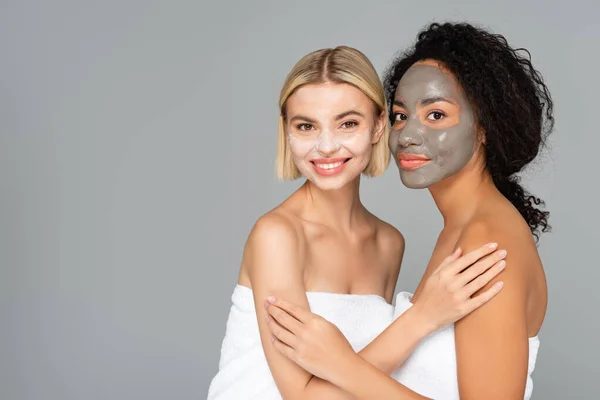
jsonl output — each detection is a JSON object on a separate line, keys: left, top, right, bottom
{"left": 419, "top": 96, "right": 457, "bottom": 107}
{"left": 335, "top": 110, "right": 365, "bottom": 120}
{"left": 393, "top": 97, "right": 457, "bottom": 109}
{"left": 289, "top": 115, "right": 317, "bottom": 124}
{"left": 289, "top": 110, "right": 366, "bottom": 124}
{"left": 393, "top": 100, "right": 406, "bottom": 108}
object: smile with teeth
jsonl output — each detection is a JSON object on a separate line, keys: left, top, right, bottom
{"left": 310, "top": 158, "right": 351, "bottom": 176}
{"left": 315, "top": 161, "right": 344, "bottom": 169}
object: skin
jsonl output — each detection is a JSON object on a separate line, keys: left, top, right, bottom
{"left": 267, "top": 60, "right": 548, "bottom": 400}
{"left": 265, "top": 245, "right": 506, "bottom": 399}
{"left": 236, "top": 82, "right": 506, "bottom": 400}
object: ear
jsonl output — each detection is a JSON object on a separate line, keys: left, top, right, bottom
{"left": 475, "top": 122, "right": 486, "bottom": 145}
{"left": 479, "top": 131, "right": 486, "bottom": 145}
{"left": 371, "top": 111, "right": 387, "bottom": 144}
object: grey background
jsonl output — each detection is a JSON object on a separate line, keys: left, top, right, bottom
{"left": 1, "top": 0, "right": 597, "bottom": 399}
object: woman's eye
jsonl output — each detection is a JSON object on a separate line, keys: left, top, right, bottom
{"left": 427, "top": 111, "right": 445, "bottom": 121}
{"left": 297, "top": 123, "right": 313, "bottom": 131}
{"left": 393, "top": 113, "right": 408, "bottom": 121}
{"left": 341, "top": 121, "right": 358, "bottom": 129}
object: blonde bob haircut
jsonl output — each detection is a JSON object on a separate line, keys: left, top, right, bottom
{"left": 276, "top": 46, "right": 390, "bottom": 180}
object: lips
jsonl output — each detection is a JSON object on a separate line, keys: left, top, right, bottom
{"left": 397, "top": 153, "right": 431, "bottom": 170}
{"left": 310, "top": 157, "right": 351, "bottom": 176}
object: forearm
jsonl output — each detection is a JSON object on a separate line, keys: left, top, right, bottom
{"left": 357, "top": 306, "right": 432, "bottom": 374}
{"left": 302, "top": 357, "right": 428, "bottom": 400}
{"left": 331, "top": 353, "right": 430, "bottom": 400}
{"left": 302, "top": 377, "right": 356, "bottom": 400}
{"left": 300, "top": 307, "right": 431, "bottom": 399}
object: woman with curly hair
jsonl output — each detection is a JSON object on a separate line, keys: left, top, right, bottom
{"left": 264, "top": 22, "right": 552, "bottom": 399}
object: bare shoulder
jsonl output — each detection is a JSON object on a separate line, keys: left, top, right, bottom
{"left": 455, "top": 211, "right": 546, "bottom": 333}
{"left": 248, "top": 210, "right": 300, "bottom": 247}
{"left": 458, "top": 212, "right": 540, "bottom": 286}
{"left": 371, "top": 215, "right": 405, "bottom": 254}
{"left": 368, "top": 215, "right": 405, "bottom": 299}
{"left": 239, "top": 209, "right": 304, "bottom": 287}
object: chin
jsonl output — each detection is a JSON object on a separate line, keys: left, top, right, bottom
{"left": 399, "top": 171, "right": 433, "bottom": 190}
{"left": 311, "top": 177, "right": 352, "bottom": 191}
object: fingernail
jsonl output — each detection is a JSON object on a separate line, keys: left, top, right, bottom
{"left": 498, "top": 260, "right": 506, "bottom": 269}
{"left": 267, "top": 296, "right": 276, "bottom": 303}
{"left": 495, "top": 281, "right": 504, "bottom": 289}
{"left": 498, "top": 250, "right": 507, "bottom": 257}
{"left": 454, "top": 247, "right": 462, "bottom": 255}
{"left": 265, "top": 315, "right": 270, "bottom": 323}
{"left": 264, "top": 301, "right": 268, "bottom": 309}
{"left": 488, "top": 243, "right": 498, "bottom": 249}
{"left": 271, "top": 336, "right": 275, "bottom": 343}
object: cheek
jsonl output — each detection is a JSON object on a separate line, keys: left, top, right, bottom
{"left": 288, "top": 135, "right": 316, "bottom": 159}
{"left": 388, "top": 130, "right": 398, "bottom": 149}
{"left": 341, "top": 132, "right": 373, "bottom": 156}
{"left": 428, "top": 127, "right": 475, "bottom": 159}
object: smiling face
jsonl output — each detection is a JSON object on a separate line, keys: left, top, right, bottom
{"left": 388, "top": 61, "right": 478, "bottom": 189}
{"left": 285, "top": 82, "right": 385, "bottom": 190}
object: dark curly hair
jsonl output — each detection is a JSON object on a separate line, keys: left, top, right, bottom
{"left": 383, "top": 22, "right": 553, "bottom": 240}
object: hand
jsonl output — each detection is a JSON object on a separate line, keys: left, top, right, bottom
{"left": 411, "top": 243, "right": 507, "bottom": 334}
{"left": 264, "top": 297, "right": 356, "bottom": 384}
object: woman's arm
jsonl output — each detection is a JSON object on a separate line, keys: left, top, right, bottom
{"left": 247, "top": 214, "right": 429, "bottom": 400}
{"left": 453, "top": 223, "right": 531, "bottom": 400}
{"left": 245, "top": 214, "right": 316, "bottom": 399}
{"left": 264, "top": 244, "right": 507, "bottom": 399}
{"left": 358, "top": 244, "right": 507, "bottom": 374}
{"left": 322, "top": 354, "right": 431, "bottom": 400}
{"left": 266, "top": 296, "right": 428, "bottom": 399}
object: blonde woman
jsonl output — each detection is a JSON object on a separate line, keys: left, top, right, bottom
{"left": 207, "top": 46, "right": 507, "bottom": 400}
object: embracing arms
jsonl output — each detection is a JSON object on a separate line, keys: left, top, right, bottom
{"left": 247, "top": 214, "right": 506, "bottom": 399}
{"left": 246, "top": 214, "right": 425, "bottom": 399}
{"left": 354, "top": 244, "right": 506, "bottom": 375}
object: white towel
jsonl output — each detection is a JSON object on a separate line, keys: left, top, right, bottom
{"left": 207, "top": 285, "right": 394, "bottom": 400}
{"left": 391, "top": 291, "right": 540, "bottom": 400}
{"left": 207, "top": 287, "right": 540, "bottom": 400}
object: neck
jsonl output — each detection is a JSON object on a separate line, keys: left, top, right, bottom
{"left": 300, "top": 178, "right": 364, "bottom": 233}
{"left": 429, "top": 163, "right": 497, "bottom": 229}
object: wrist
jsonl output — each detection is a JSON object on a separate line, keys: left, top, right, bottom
{"left": 330, "top": 351, "right": 364, "bottom": 390}
{"left": 335, "top": 355, "right": 400, "bottom": 399}
{"left": 404, "top": 304, "right": 437, "bottom": 337}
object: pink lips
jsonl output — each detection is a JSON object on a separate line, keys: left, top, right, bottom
{"left": 311, "top": 157, "right": 350, "bottom": 176}
{"left": 397, "top": 153, "right": 431, "bottom": 170}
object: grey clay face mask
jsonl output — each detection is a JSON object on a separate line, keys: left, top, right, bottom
{"left": 388, "top": 64, "right": 477, "bottom": 189}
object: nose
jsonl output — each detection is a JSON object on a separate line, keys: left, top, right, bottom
{"left": 315, "top": 130, "right": 342, "bottom": 155}
{"left": 396, "top": 118, "right": 424, "bottom": 148}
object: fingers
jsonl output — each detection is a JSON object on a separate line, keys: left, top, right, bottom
{"left": 272, "top": 335, "right": 296, "bottom": 361}
{"left": 457, "top": 249, "right": 507, "bottom": 287}
{"left": 464, "top": 280, "right": 504, "bottom": 313}
{"left": 461, "top": 259, "right": 507, "bottom": 297}
{"left": 266, "top": 296, "right": 308, "bottom": 323}
{"left": 446, "top": 243, "right": 499, "bottom": 274}
{"left": 267, "top": 314, "right": 297, "bottom": 349}
{"left": 267, "top": 303, "right": 302, "bottom": 334}
{"left": 434, "top": 247, "right": 463, "bottom": 273}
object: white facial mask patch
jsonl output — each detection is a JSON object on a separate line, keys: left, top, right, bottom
{"left": 288, "top": 129, "right": 368, "bottom": 158}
